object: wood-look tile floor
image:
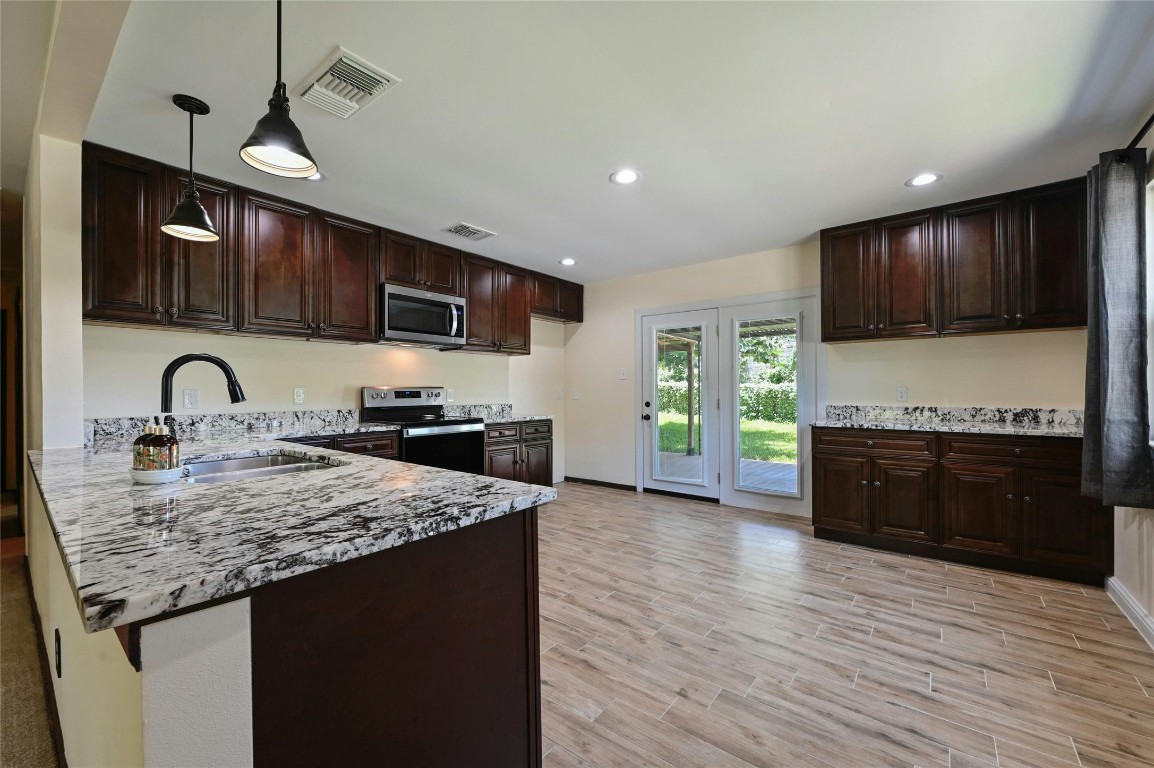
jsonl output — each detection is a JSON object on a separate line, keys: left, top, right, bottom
{"left": 537, "top": 482, "right": 1154, "bottom": 768}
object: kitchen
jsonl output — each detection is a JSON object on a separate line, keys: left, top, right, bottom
{"left": 4, "top": 1, "right": 1154, "bottom": 767}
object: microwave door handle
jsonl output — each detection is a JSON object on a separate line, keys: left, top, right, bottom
{"left": 447, "top": 306, "right": 458, "bottom": 338}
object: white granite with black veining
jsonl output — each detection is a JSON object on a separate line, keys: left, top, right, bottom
{"left": 813, "top": 405, "right": 1084, "bottom": 437}
{"left": 28, "top": 433, "right": 556, "bottom": 633}
{"left": 491, "top": 415, "right": 555, "bottom": 423}
{"left": 444, "top": 403, "right": 513, "bottom": 421}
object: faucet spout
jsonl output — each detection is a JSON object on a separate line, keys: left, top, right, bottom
{"left": 161, "top": 354, "right": 247, "bottom": 416}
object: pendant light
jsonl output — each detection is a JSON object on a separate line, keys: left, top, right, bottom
{"left": 161, "top": 94, "right": 219, "bottom": 242}
{"left": 238, "top": 0, "right": 318, "bottom": 178}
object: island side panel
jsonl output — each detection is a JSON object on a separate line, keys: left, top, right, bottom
{"left": 251, "top": 507, "right": 542, "bottom": 768}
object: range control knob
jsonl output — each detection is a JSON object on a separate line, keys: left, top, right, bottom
{"left": 371, "top": 392, "right": 379, "bottom": 399}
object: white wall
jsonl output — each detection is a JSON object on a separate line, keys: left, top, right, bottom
{"left": 509, "top": 319, "right": 566, "bottom": 482}
{"left": 83, "top": 325, "right": 511, "bottom": 417}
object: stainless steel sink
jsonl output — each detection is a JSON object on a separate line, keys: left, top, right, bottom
{"left": 183, "top": 454, "right": 336, "bottom": 484}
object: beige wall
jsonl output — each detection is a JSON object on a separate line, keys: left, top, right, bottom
{"left": 83, "top": 325, "right": 511, "bottom": 417}
{"left": 826, "top": 330, "right": 1087, "bottom": 408}
{"left": 509, "top": 319, "right": 566, "bottom": 482}
{"left": 565, "top": 242, "right": 819, "bottom": 486}
{"left": 1114, "top": 507, "right": 1154, "bottom": 623}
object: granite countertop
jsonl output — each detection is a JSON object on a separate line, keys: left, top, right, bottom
{"left": 491, "top": 415, "right": 554, "bottom": 423}
{"left": 28, "top": 433, "right": 557, "bottom": 633}
{"left": 811, "top": 420, "right": 1083, "bottom": 438}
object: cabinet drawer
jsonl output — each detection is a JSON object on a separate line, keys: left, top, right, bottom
{"left": 485, "top": 424, "right": 520, "bottom": 442}
{"left": 814, "top": 429, "right": 936, "bottom": 458}
{"left": 522, "top": 420, "right": 552, "bottom": 438}
{"left": 941, "top": 434, "right": 1081, "bottom": 466}
{"left": 333, "top": 432, "right": 399, "bottom": 456}
{"left": 283, "top": 436, "right": 334, "bottom": 449}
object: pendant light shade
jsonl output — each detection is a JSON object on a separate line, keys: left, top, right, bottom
{"left": 239, "top": 0, "right": 318, "bottom": 178}
{"left": 162, "top": 94, "right": 219, "bottom": 242}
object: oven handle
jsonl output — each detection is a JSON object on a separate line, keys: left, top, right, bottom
{"left": 403, "top": 423, "right": 484, "bottom": 438}
{"left": 446, "top": 306, "right": 458, "bottom": 338}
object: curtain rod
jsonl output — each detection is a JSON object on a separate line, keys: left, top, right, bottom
{"left": 1117, "top": 111, "right": 1154, "bottom": 164}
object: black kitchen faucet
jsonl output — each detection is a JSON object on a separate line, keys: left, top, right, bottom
{"left": 160, "top": 353, "right": 246, "bottom": 427}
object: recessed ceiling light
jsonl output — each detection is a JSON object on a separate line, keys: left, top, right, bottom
{"left": 609, "top": 169, "right": 640, "bottom": 185}
{"left": 905, "top": 173, "right": 942, "bottom": 187}
{"left": 559, "top": 258, "right": 576, "bottom": 266}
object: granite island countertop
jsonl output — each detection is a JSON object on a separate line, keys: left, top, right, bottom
{"left": 28, "top": 432, "right": 556, "bottom": 633}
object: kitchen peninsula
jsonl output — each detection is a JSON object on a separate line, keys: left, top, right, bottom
{"left": 28, "top": 429, "right": 556, "bottom": 767}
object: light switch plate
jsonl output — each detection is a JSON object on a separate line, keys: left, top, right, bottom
{"left": 446, "top": 388, "right": 455, "bottom": 402}
{"left": 619, "top": 368, "right": 628, "bottom": 380}
{"left": 294, "top": 387, "right": 306, "bottom": 405}
{"left": 896, "top": 386, "right": 908, "bottom": 402}
{"left": 183, "top": 389, "right": 199, "bottom": 409}
{"left": 555, "top": 386, "right": 563, "bottom": 401}
{"left": 571, "top": 388, "right": 580, "bottom": 400}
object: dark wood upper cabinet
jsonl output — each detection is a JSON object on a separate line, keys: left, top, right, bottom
{"left": 820, "top": 223, "right": 874, "bottom": 341}
{"left": 875, "top": 209, "right": 937, "bottom": 338}
{"left": 462, "top": 254, "right": 499, "bottom": 350}
{"left": 557, "top": 281, "right": 583, "bottom": 323}
{"left": 83, "top": 144, "right": 165, "bottom": 324}
{"left": 940, "top": 195, "right": 1011, "bottom": 334}
{"left": 531, "top": 274, "right": 559, "bottom": 315}
{"left": 423, "top": 242, "right": 462, "bottom": 296}
{"left": 499, "top": 267, "right": 531, "bottom": 354}
{"left": 239, "top": 191, "right": 314, "bottom": 337}
{"left": 382, "top": 232, "right": 462, "bottom": 297}
{"left": 316, "top": 212, "right": 379, "bottom": 342}
{"left": 164, "top": 170, "right": 236, "bottom": 330}
{"left": 1012, "top": 178, "right": 1086, "bottom": 330}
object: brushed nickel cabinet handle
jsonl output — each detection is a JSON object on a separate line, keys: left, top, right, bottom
{"left": 866, "top": 440, "right": 874, "bottom": 447}
{"left": 1023, "top": 496, "right": 1032, "bottom": 503}
{"left": 168, "top": 308, "right": 178, "bottom": 317}
{"left": 873, "top": 481, "right": 881, "bottom": 487}
{"left": 859, "top": 480, "right": 868, "bottom": 486}
{"left": 1006, "top": 494, "right": 1015, "bottom": 501}
{"left": 154, "top": 306, "right": 164, "bottom": 314}
{"left": 1013, "top": 448, "right": 1024, "bottom": 456}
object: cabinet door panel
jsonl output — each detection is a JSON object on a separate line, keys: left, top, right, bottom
{"left": 940, "top": 195, "right": 1011, "bottom": 333}
{"left": 485, "top": 444, "right": 520, "bottom": 482}
{"left": 500, "top": 267, "right": 531, "bottom": 354}
{"left": 165, "top": 171, "right": 236, "bottom": 330}
{"left": 317, "top": 213, "right": 378, "bottom": 342}
{"left": 381, "top": 231, "right": 425, "bottom": 290}
{"left": 462, "top": 255, "right": 498, "bottom": 350}
{"left": 941, "top": 463, "right": 1017, "bottom": 556}
{"left": 820, "top": 223, "right": 874, "bottom": 341}
{"left": 422, "top": 242, "right": 462, "bottom": 296}
{"left": 523, "top": 441, "right": 553, "bottom": 487}
{"left": 876, "top": 210, "right": 937, "bottom": 337}
{"left": 558, "top": 281, "right": 583, "bottom": 323}
{"left": 239, "top": 192, "right": 313, "bottom": 336}
{"left": 1020, "top": 468, "right": 1106, "bottom": 569}
{"left": 1013, "top": 178, "right": 1087, "bottom": 329}
{"left": 531, "top": 274, "right": 559, "bottom": 316}
{"left": 871, "top": 459, "right": 937, "bottom": 543}
{"left": 82, "top": 145, "right": 164, "bottom": 323}
{"left": 813, "top": 454, "right": 870, "bottom": 533}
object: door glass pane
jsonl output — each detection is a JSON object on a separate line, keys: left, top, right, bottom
{"left": 654, "top": 325, "right": 704, "bottom": 483}
{"left": 736, "top": 317, "right": 798, "bottom": 494}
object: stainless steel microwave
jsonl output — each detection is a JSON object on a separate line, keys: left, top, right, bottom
{"left": 379, "top": 284, "right": 467, "bottom": 347}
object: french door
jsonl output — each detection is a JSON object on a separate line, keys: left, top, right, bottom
{"left": 641, "top": 297, "right": 816, "bottom": 513}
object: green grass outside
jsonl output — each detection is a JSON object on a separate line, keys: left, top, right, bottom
{"left": 657, "top": 413, "right": 798, "bottom": 463}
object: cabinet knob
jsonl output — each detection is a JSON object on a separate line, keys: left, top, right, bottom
{"left": 873, "top": 481, "right": 881, "bottom": 487}
{"left": 308, "top": 322, "right": 316, "bottom": 330}
{"left": 859, "top": 480, "right": 868, "bottom": 486}
{"left": 867, "top": 324, "right": 875, "bottom": 331}
{"left": 497, "top": 342, "right": 503, "bottom": 351}
{"left": 1023, "top": 496, "right": 1032, "bottom": 503}
{"left": 1006, "top": 494, "right": 1015, "bottom": 501}
{"left": 366, "top": 445, "right": 374, "bottom": 450}
{"left": 319, "top": 323, "right": 328, "bottom": 331}
{"left": 866, "top": 440, "right": 874, "bottom": 447}
{"left": 154, "top": 306, "right": 164, "bottom": 314}
{"left": 1015, "top": 313, "right": 1023, "bottom": 321}
{"left": 168, "top": 308, "right": 178, "bottom": 317}
{"left": 1003, "top": 314, "right": 1010, "bottom": 321}
{"left": 878, "top": 324, "right": 885, "bottom": 329}
{"left": 1013, "top": 448, "right": 1023, "bottom": 456}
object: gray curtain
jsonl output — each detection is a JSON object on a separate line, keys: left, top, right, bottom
{"left": 1082, "top": 148, "right": 1152, "bottom": 507}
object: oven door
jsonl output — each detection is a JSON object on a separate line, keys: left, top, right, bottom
{"left": 401, "top": 424, "right": 484, "bottom": 475}
{"left": 381, "top": 284, "right": 466, "bottom": 346}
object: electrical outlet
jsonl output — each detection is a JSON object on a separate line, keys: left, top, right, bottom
{"left": 554, "top": 386, "right": 563, "bottom": 401}
{"left": 183, "top": 389, "right": 199, "bottom": 409}
{"left": 446, "top": 388, "right": 455, "bottom": 402}
{"left": 896, "top": 386, "right": 909, "bottom": 402}
{"left": 571, "top": 388, "right": 580, "bottom": 400}
{"left": 294, "top": 387, "right": 306, "bottom": 405}
{"left": 619, "top": 368, "right": 628, "bottom": 380}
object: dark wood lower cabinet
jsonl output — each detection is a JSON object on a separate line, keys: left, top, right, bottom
{"left": 813, "top": 428, "right": 1112, "bottom": 585}
{"left": 252, "top": 507, "right": 541, "bottom": 768}
{"left": 485, "top": 421, "right": 554, "bottom": 486}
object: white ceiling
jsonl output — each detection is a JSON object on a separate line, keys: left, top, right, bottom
{"left": 85, "top": 1, "right": 1154, "bottom": 284}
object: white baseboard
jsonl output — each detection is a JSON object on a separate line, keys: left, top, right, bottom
{"left": 1106, "top": 577, "right": 1154, "bottom": 651}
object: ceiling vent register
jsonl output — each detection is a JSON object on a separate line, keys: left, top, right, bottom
{"left": 295, "top": 46, "right": 399, "bottom": 120}
{"left": 443, "top": 223, "right": 497, "bottom": 242}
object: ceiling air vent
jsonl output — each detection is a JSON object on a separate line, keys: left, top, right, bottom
{"left": 294, "top": 46, "right": 400, "bottom": 119}
{"left": 443, "top": 222, "right": 497, "bottom": 242}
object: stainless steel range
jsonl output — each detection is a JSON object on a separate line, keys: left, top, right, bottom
{"left": 360, "top": 386, "right": 484, "bottom": 474}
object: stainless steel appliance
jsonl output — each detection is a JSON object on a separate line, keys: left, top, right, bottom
{"left": 379, "top": 284, "right": 466, "bottom": 347}
{"left": 361, "top": 386, "right": 484, "bottom": 474}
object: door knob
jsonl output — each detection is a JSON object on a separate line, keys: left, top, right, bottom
{"left": 644, "top": 401, "right": 651, "bottom": 408}
{"left": 642, "top": 414, "right": 651, "bottom": 421}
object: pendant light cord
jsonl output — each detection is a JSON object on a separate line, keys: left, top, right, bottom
{"left": 188, "top": 110, "right": 197, "bottom": 191}
{"left": 276, "top": 0, "right": 282, "bottom": 86}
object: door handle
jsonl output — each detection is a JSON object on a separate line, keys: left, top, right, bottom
{"left": 642, "top": 414, "right": 651, "bottom": 421}
{"left": 446, "top": 306, "right": 458, "bottom": 337}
